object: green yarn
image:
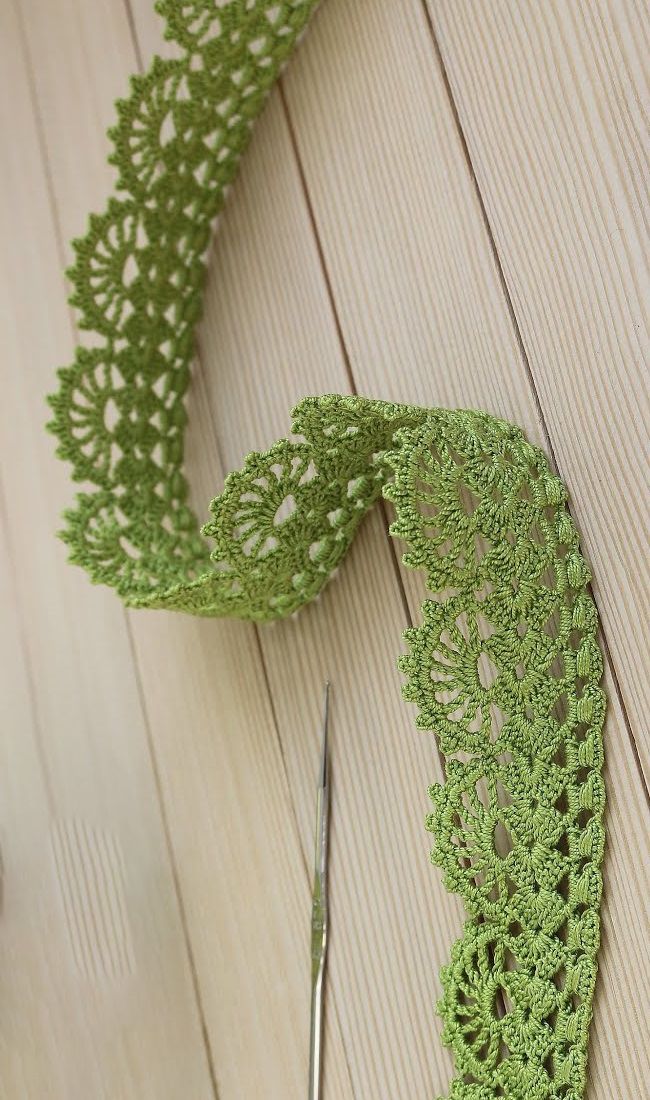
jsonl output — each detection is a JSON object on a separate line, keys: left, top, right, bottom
{"left": 47, "top": 3, "right": 606, "bottom": 1097}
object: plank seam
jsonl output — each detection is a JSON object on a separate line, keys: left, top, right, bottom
{"left": 278, "top": 78, "right": 451, "bottom": 789}
{"left": 279, "top": 78, "right": 357, "bottom": 396}
{"left": 123, "top": 616, "right": 222, "bottom": 1098}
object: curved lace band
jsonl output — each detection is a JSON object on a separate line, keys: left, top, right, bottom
{"left": 47, "top": 4, "right": 606, "bottom": 1098}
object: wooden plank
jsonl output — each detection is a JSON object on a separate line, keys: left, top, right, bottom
{"left": 0, "top": 3, "right": 216, "bottom": 1097}
{"left": 129, "top": 610, "right": 358, "bottom": 1098}
{"left": 125, "top": 1, "right": 492, "bottom": 1095}
{"left": 429, "top": 0, "right": 650, "bottom": 774}
{"left": 283, "top": 0, "right": 544, "bottom": 437}
{"left": 0, "top": 492, "right": 76, "bottom": 1100}
{"left": 278, "top": 0, "right": 650, "bottom": 1095}
{"left": 13, "top": 0, "right": 357, "bottom": 1095}
{"left": 125, "top": 5, "right": 470, "bottom": 1096}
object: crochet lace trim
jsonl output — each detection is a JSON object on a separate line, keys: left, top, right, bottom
{"left": 47, "top": 4, "right": 605, "bottom": 1097}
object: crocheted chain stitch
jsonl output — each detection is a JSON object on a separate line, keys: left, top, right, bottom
{"left": 47, "top": 4, "right": 606, "bottom": 1098}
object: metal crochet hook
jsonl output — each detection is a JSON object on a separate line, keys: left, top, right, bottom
{"left": 309, "top": 681, "right": 330, "bottom": 1100}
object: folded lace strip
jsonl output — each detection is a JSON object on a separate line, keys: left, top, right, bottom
{"left": 46, "top": 3, "right": 606, "bottom": 1098}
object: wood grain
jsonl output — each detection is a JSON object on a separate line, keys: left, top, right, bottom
{"left": 279, "top": 0, "right": 650, "bottom": 1093}
{"left": 429, "top": 0, "right": 650, "bottom": 775}
{"left": 51, "top": 818, "right": 135, "bottom": 979}
{"left": 0, "top": 2, "right": 217, "bottom": 1095}
{"left": 2, "top": 0, "right": 648, "bottom": 1097}
{"left": 128, "top": 8, "right": 465, "bottom": 1092}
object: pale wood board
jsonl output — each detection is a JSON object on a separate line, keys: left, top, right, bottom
{"left": 0, "top": 1, "right": 215, "bottom": 1097}
{"left": 1, "top": 0, "right": 648, "bottom": 1098}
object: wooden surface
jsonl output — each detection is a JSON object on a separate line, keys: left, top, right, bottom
{"left": 1, "top": 0, "right": 648, "bottom": 1097}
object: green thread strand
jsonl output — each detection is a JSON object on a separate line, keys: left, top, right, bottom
{"left": 47, "top": 4, "right": 606, "bottom": 1097}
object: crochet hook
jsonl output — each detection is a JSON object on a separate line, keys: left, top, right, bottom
{"left": 309, "top": 681, "right": 330, "bottom": 1100}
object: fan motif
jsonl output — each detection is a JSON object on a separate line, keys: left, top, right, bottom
{"left": 46, "top": 5, "right": 606, "bottom": 1097}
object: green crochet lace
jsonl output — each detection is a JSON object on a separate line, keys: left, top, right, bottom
{"left": 47, "top": 3, "right": 606, "bottom": 1097}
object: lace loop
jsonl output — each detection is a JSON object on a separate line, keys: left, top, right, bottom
{"left": 47, "top": 5, "right": 605, "bottom": 1096}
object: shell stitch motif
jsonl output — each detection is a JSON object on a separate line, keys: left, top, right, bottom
{"left": 47, "top": 5, "right": 606, "bottom": 1098}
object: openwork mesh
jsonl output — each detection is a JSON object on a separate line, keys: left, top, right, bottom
{"left": 47, "top": 5, "right": 606, "bottom": 1097}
